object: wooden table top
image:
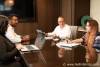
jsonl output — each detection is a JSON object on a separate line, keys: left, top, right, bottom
{"left": 20, "top": 40, "right": 86, "bottom": 67}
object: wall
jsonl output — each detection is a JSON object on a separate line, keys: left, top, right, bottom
{"left": 15, "top": 0, "right": 60, "bottom": 38}
{"left": 15, "top": 22, "right": 38, "bottom": 37}
{"left": 37, "top": 0, "right": 60, "bottom": 32}
{"left": 74, "top": 0, "right": 90, "bottom": 26}
{"left": 90, "top": 0, "right": 100, "bottom": 31}
{"left": 61, "top": 0, "right": 72, "bottom": 25}
{"left": 15, "top": 0, "right": 90, "bottom": 36}
{"left": 61, "top": 0, "right": 90, "bottom": 26}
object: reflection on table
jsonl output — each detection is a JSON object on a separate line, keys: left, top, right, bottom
{"left": 20, "top": 40, "right": 87, "bottom": 67}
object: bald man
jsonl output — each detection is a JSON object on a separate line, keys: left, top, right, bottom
{"left": 47, "top": 16, "right": 71, "bottom": 39}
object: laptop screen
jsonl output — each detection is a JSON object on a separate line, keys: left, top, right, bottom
{"left": 34, "top": 29, "right": 46, "bottom": 49}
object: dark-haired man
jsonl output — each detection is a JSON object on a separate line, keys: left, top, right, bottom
{"left": 5, "top": 14, "right": 30, "bottom": 44}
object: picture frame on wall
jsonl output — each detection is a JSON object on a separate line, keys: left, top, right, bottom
{"left": 0, "top": 0, "right": 37, "bottom": 22}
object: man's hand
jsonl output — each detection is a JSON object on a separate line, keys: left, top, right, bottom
{"left": 22, "top": 35, "right": 30, "bottom": 42}
{"left": 16, "top": 43, "right": 23, "bottom": 50}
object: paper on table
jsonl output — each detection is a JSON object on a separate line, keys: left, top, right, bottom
{"left": 45, "top": 37, "right": 53, "bottom": 40}
{"left": 56, "top": 42, "right": 80, "bottom": 48}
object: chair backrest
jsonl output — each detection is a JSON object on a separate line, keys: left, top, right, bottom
{"left": 0, "top": 15, "right": 8, "bottom": 20}
{"left": 70, "top": 26, "right": 78, "bottom": 39}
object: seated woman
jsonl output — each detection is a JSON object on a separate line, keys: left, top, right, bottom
{"left": 58, "top": 19, "right": 100, "bottom": 64}
{"left": 69, "top": 19, "right": 100, "bottom": 64}
{"left": 0, "top": 17, "right": 23, "bottom": 67}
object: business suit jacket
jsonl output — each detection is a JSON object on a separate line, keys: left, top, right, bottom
{"left": 0, "top": 35, "right": 22, "bottom": 67}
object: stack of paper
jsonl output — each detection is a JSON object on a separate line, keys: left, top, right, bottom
{"left": 56, "top": 42, "right": 80, "bottom": 48}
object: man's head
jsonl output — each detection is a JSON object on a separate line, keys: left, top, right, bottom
{"left": 58, "top": 17, "right": 65, "bottom": 28}
{"left": 8, "top": 14, "right": 19, "bottom": 27}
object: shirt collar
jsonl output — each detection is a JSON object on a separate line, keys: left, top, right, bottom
{"left": 8, "top": 24, "right": 14, "bottom": 30}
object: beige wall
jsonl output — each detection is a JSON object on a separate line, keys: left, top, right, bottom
{"left": 90, "top": 0, "right": 100, "bottom": 31}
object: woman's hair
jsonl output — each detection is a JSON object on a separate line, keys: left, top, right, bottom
{"left": 0, "top": 16, "right": 8, "bottom": 36}
{"left": 86, "top": 19, "right": 99, "bottom": 46}
{"left": 85, "top": 19, "right": 98, "bottom": 63}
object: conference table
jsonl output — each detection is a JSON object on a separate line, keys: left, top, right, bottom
{"left": 20, "top": 40, "right": 87, "bottom": 67}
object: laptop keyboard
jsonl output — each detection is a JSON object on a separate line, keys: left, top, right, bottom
{"left": 26, "top": 45, "right": 34, "bottom": 50}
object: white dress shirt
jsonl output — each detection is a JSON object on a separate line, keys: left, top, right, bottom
{"left": 48, "top": 24, "right": 71, "bottom": 39}
{"left": 5, "top": 24, "right": 22, "bottom": 43}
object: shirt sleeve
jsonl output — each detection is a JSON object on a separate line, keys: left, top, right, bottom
{"left": 93, "top": 36, "right": 100, "bottom": 50}
{"left": 47, "top": 26, "right": 57, "bottom": 36}
{"left": 81, "top": 33, "right": 87, "bottom": 46}
{"left": 82, "top": 34, "right": 86, "bottom": 41}
{"left": 5, "top": 26, "right": 22, "bottom": 43}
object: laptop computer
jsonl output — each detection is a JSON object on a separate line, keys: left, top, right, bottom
{"left": 21, "top": 29, "right": 46, "bottom": 51}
